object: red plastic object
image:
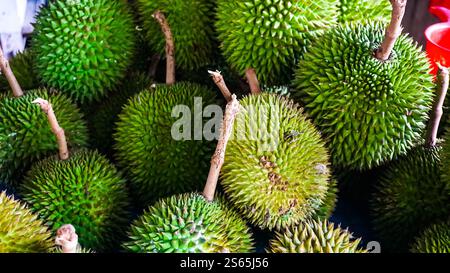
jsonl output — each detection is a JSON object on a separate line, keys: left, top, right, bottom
{"left": 426, "top": 1, "right": 450, "bottom": 74}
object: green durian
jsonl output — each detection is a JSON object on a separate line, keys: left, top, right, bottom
{"left": 221, "top": 93, "right": 331, "bottom": 230}
{"left": 438, "top": 129, "right": 450, "bottom": 195}
{"left": 114, "top": 82, "right": 217, "bottom": 206}
{"left": 19, "top": 149, "right": 131, "bottom": 251}
{"left": 216, "top": 0, "right": 339, "bottom": 85}
{"left": 0, "top": 89, "right": 88, "bottom": 184}
{"left": 32, "top": 0, "right": 136, "bottom": 103}
{"left": 0, "top": 50, "right": 39, "bottom": 93}
{"left": 0, "top": 191, "right": 53, "bottom": 253}
{"left": 136, "top": 0, "right": 215, "bottom": 71}
{"left": 315, "top": 178, "right": 338, "bottom": 220}
{"left": 339, "top": 0, "right": 391, "bottom": 23}
{"left": 268, "top": 219, "right": 366, "bottom": 253}
{"left": 124, "top": 193, "right": 254, "bottom": 253}
{"left": 293, "top": 21, "right": 434, "bottom": 170}
{"left": 411, "top": 221, "right": 450, "bottom": 253}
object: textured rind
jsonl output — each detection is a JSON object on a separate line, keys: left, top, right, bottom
{"left": 315, "top": 178, "right": 338, "bottom": 220}
{"left": 0, "top": 89, "right": 88, "bottom": 184}
{"left": 439, "top": 129, "right": 450, "bottom": 198}
{"left": 371, "top": 145, "right": 450, "bottom": 252}
{"left": 0, "top": 191, "right": 53, "bottom": 253}
{"left": 20, "top": 149, "right": 131, "bottom": 251}
{"left": 124, "top": 193, "right": 254, "bottom": 253}
{"left": 293, "top": 22, "right": 434, "bottom": 170}
{"left": 136, "top": 0, "right": 214, "bottom": 71}
{"left": 0, "top": 50, "right": 39, "bottom": 93}
{"left": 33, "top": 0, "right": 136, "bottom": 103}
{"left": 216, "top": 0, "right": 339, "bottom": 85}
{"left": 221, "top": 94, "right": 331, "bottom": 230}
{"left": 411, "top": 221, "right": 450, "bottom": 253}
{"left": 114, "top": 82, "right": 217, "bottom": 206}
{"left": 268, "top": 219, "right": 366, "bottom": 253}
{"left": 339, "top": 0, "right": 391, "bottom": 23}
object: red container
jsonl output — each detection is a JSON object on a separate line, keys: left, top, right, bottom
{"left": 425, "top": 22, "right": 450, "bottom": 74}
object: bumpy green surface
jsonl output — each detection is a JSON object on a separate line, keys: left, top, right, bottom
{"left": 221, "top": 94, "right": 331, "bottom": 230}
{"left": 33, "top": 0, "right": 136, "bottom": 103}
{"left": 439, "top": 130, "right": 450, "bottom": 197}
{"left": 124, "top": 193, "right": 254, "bottom": 253}
{"left": 0, "top": 89, "right": 88, "bottom": 184}
{"left": 216, "top": 0, "right": 339, "bottom": 85}
{"left": 372, "top": 145, "right": 450, "bottom": 252}
{"left": 411, "top": 221, "right": 450, "bottom": 253}
{"left": 114, "top": 82, "right": 217, "bottom": 206}
{"left": 0, "top": 50, "right": 39, "bottom": 93}
{"left": 268, "top": 219, "right": 366, "bottom": 253}
{"left": 0, "top": 191, "right": 53, "bottom": 253}
{"left": 339, "top": 0, "right": 391, "bottom": 23}
{"left": 20, "top": 149, "right": 130, "bottom": 251}
{"left": 136, "top": 0, "right": 214, "bottom": 71}
{"left": 315, "top": 179, "right": 338, "bottom": 220}
{"left": 293, "top": 22, "right": 434, "bottom": 170}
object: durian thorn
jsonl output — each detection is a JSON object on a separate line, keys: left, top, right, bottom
{"left": 55, "top": 224, "right": 79, "bottom": 253}
{"left": 148, "top": 53, "right": 161, "bottom": 79}
{"left": 375, "top": 0, "right": 407, "bottom": 61}
{"left": 152, "top": 11, "right": 176, "bottom": 85}
{"left": 208, "top": 70, "right": 232, "bottom": 102}
{"left": 0, "top": 46, "right": 24, "bottom": 97}
{"left": 245, "top": 68, "right": 261, "bottom": 94}
{"left": 32, "top": 98, "right": 69, "bottom": 160}
{"left": 203, "top": 94, "right": 240, "bottom": 202}
{"left": 426, "top": 63, "right": 449, "bottom": 148}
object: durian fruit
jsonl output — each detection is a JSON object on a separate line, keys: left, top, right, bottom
{"left": 136, "top": 0, "right": 215, "bottom": 71}
{"left": 216, "top": 0, "right": 339, "bottom": 86}
{"left": 268, "top": 219, "right": 366, "bottom": 253}
{"left": 339, "top": 0, "right": 391, "bottom": 23}
{"left": 411, "top": 221, "right": 450, "bottom": 253}
{"left": 292, "top": 2, "right": 434, "bottom": 170}
{"left": 0, "top": 50, "right": 39, "bottom": 93}
{"left": 32, "top": 0, "right": 136, "bottom": 103}
{"left": 0, "top": 191, "right": 53, "bottom": 253}
{"left": 315, "top": 178, "right": 338, "bottom": 220}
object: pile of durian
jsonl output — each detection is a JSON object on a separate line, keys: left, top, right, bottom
{"left": 0, "top": 0, "right": 448, "bottom": 254}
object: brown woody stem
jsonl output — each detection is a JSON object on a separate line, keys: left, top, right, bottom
{"left": 375, "top": 0, "right": 407, "bottom": 61}
{"left": 245, "top": 68, "right": 261, "bottom": 94}
{"left": 203, "top": 94, "right": 240, "bottom": 202}
{"left": 0, "top": 46, "right": 24, "bottom": 97}
{"left": 32, "top": 98, "right": 69, "bottom": 160}
{"left": 208, "top": 70, "right": 233, "bottom": 102}
{"left": 153, "top": 11, "right": 175, "bottom": 85}
{"left": 55, "top": 224, "right": 79, "bottom": 253}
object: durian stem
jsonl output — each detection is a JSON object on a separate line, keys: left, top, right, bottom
{"left": 426, "top": 64, "right": 449, "bottom": 148}
{"left": 0, "top": 46, "right": 24, "bottom": 97}
{"left": 153, "top": 11, "right": 176, "bottom": 85}
{"left": 55, "top": 224, "right": 79, "bottom": 253}
{"left": 203, "top": 94, "right": 240, "bottom": 202}
{"left": 148, "top": 53, "right": 161, "bottom": 79}
{"left": 208, "top": 70, "right": 233, "bottom": 102}
{"left": 32, "top": 98, "right": 69, "bottom": 160}
{"left": 375, "top": 0, "right": 407, "bottom": 61}
{"left": 245, "top": 68, "right": 261, "bottom": 94}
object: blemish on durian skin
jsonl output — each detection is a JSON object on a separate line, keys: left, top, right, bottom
{"left": 259, "top": 155, "right": 288, "bottom": 192}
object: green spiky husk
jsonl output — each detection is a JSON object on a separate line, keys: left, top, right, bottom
{"left": 20, "top": 149, "right": 131, "bottom": 251}
{"left": 0, "top": 89, "right": 88, "bottom": 184}
{"left": 216, "top": 0, "right": 339, "bottom": 85}
{"left": 0, "top": 50, "right": 39, "bottom": 93}
{"left": 33, "top": 0, "right": 136, "bottom": 103}
{"left": 339, "top": 0, "right": 391, "bottom": 23}
{"left": 438, "top": 129, "right": 450, "bottom": 197}
{"left": 0, "top": 191, "right": 53, "bottom": 253}
{"left": 124, "top": 193, "right": 254, "bottom": 253}
{"left": 114, "top": 82, "right": 217, "bottom": 206}
{"left": 315, "top": 178, "right": 338, "bottom": 220}
{"left": 268, "top": 219, "right": 366, "bottom": 253}
{"left": 371, "top": 145, "right": 450, "bottom": 252}
{"left": 293, "top": 22, "right": 434, "bottom": 170}
{"left": 221, "top": 94, "right": 331, "bottom": 230}
{"left": 411, "top": 221, "right": 450, "bottom": 253}
{"left": 136, "top": 0, "right": 214, "bottom": 71}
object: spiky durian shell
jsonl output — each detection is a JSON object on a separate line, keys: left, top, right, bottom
{"left": 124, "top": 193, "right": 254, "bottom": 253}
{"left": 292, "top": 22, "right": 434, "bottom": 170}
{"left": 268, "top": 219, "right": 366, "bottom": 253}
{"left": 438, "top": 129, "right": 450, "bottom": 195}
{"left": 221, "top": 94, "right": 331, "bottom": 230}
{"left": 371, "top": 145, "right": 450, "bottom": 252}
{"left": 0, "top": 89, "right": 88, "bottom": 184}
{"left": 338, "top": 0, "right": 391, "bottom": 23}
{"left": 315, "top": 178, "right": 338, "bottom": 220}
{"left": 19, "top": 149, "right": 130, "bottom": 251}
{"left": 411, "top": 221, "right": 450, "bottom": 253}
{"left": 136, "top": 0, "right": 214, "bottom": 71}
{"left": 0, "top": 191, "right": 53, "bottom": 253}
{"left": 216, "top": 0, "right": 339, "bottom": 85}
{"left": 0, "top": 50, "right": 39, "bottom": 93}
{"left": 33, "top": 0, "right": 136, "bottom": 103}
{"left": 114, "top": 82, "right": 217, "bottom": 206}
